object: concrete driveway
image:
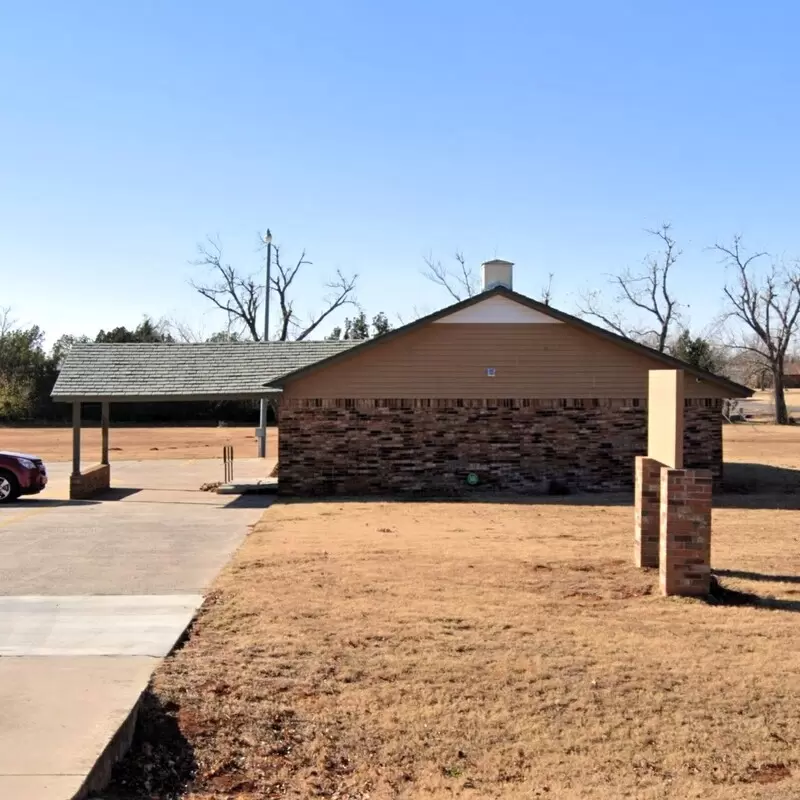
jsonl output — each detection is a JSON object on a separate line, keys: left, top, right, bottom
{"left": 0, "top": 459, "right": 271, "bottom": 595}
{"left": 0, "top": 457, "right": 275, "bottom": 800}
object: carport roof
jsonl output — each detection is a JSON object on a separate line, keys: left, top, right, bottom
{"left": 51, "top": 341, "right": 361, "bottom": 402}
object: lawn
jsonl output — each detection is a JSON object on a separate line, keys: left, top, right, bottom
{"left": 725, "top": 423, "right": 800, "bottom": 470}
{"left": 107, "top": 426, "right": 800, "bottom": 800}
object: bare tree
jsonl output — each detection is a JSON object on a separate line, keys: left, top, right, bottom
{"left": 395, "top": 305, "right": 432, "bottom": 326}
{"left": 269, "top": 245, "right": 357, "bottom": 341}
{"left": 0, "top": 307, "right": 15, "bottom": 338}
{"left": 578, "top": 224, "right": 681, "bottom": 352}
{"left": 191, "top": 238, "right": 262, "bottom": 340}
{"left": 191, "top": 235, "right": 357, "bottom": 341}
{"left": 714, "top": 236, "right": 800, "bottom": 424}
{"left": 723, "top": 339, "right": 772, "bottom": 389}
{"left": 540, "top": 272, "right": 555, "bottom": 306}
{"left": 165, "top": 318, "right": 209, "bottom": 343}
{"left": 422, "top": 251, "right": 479, "bottom": 301}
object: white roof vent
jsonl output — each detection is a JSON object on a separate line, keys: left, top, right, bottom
{"left": 481, "top": 259, "right": 514, "bottom": 291}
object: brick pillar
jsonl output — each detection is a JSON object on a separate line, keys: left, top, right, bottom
{"left": 659, "top": 468, "right": 712, "bottom": 597}
{"left": 634, "top": 456, "right": 662, "bottom": 568}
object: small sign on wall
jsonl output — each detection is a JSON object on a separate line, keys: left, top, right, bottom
{"left": 486, "top": 367, "right": 496, "bottom": 377}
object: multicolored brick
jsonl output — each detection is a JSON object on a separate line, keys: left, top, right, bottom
{"left": 278, "top": 398, "right": 723, "bottom": 497}
{"left": 634, "top": 456, "right": 662, "bottom": 568}
{"left": 659, "top": 467, "right": 713, "bottom": 596}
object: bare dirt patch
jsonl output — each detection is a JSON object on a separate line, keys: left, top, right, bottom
{"left": 0, "top": 425, "right": 277, "bottom": 462}
{"left": 107, "top": 424, "right": 800, "bottom": 799}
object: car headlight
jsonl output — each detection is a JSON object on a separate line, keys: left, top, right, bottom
{"left": 16, "top": 458, "right": 35, "bottom": 469}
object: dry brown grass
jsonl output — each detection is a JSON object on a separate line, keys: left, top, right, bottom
{"left": 746, "top": 389, "right": 800, "bottom": 406}
{"left": 725, "top": 423, "right": 800, "bottom": 470}
{"left": 107, "top": 425, "right": 800, "bottom": 800}
{"left": 723, "top": 424, "right": 800, "bottom": 498}
{"left": 0, "top": 425, "right": 277, "bottom": 461}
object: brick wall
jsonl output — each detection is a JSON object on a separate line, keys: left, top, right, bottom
{"left": 70, "top": 463, "right": 110, "bottom": 499}
{"left": 684, "top": 402, "right": 723, "bottom": 476}
{"left": 659, "top": 467, "right": 713, "bottom": 596}
{"left": 279, "top": 398, "right": 722, "bottom": 497}
{"left": 634, "top": 456, "right": 662, "bottom": 568}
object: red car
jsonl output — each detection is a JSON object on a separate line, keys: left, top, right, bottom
{"left": 0, "top": 451, "right": 48, "bottom": 503}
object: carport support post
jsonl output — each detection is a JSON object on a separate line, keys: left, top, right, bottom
{"left": 258, "top": 396, "right": 267, "bottom": 458}
{"left": 71, "top": 401, "right": 81, "bottom": 477}
{"left": 101, "top": 401, "right": 110, "bottom": 465}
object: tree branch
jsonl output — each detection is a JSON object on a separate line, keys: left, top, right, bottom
{"left": 539, "top": 272, "right": 554, "bottom": 306}
{"left": 190, "top": 237, "right": 261, "bottom": 340}
{"left": 192, "top": 233, "right": 359, "bottom": 342}
{"left": 576, "top": 289, "right": 630, "bottom": 338}
{"left": 577, "top": 224, "right": 681, "bottom": 352}
{"left": 715, "top": 236, "right": 800, "bottom": 423}
{"left": 295, "top": 269, "right": 358, "bottom": 341}
{"left": 422, "top": 251, "right": 478, "bottom": 301}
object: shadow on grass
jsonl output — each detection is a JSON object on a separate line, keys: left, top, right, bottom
{"left": 717, "top": 462, "right": 800, "bottom": 509}
{"left": 273, "top": 461, "right": 800, "bottom": 510}
{"left": 277, "top": 491, "right": 633, "bottom": 508}
{"left": 98, "top": 689, "right": 197, "bottom": 799}
{"left": 706, "top": 575, "right": 800, "bottom": 614}
{"left": 276, "top": 487, "right": 794, "bottom": 510}
{"left": 750, "top": 597, "right": 800, "bottom": 612}
{"left": 715, "top": 568, "right": 800, "bottom": 585}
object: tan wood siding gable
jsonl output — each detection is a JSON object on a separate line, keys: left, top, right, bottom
{"left": 283, "top": 322, "right": 732, "bottom": 400}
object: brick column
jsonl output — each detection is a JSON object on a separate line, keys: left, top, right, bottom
{"left": 634, "top": 456, "right": 662, "bottom": 568}
{"left": 69, "top": 463, "right": 111, "bottom": 500}
{"left": 659, "top": 468, "right": 712, "bottom": 597}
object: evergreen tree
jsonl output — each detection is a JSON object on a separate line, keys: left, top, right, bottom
{"left": 326, "top": 311, "right": 391, "bottom": 340}
{"left": 96, "top": 317, "right": 173, "bottom": 343}
{"left": 671, "top": 330, "right": 721, "bottom": 374}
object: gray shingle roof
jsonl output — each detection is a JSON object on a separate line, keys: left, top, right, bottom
{"left": 51, "top": 341, "right": 361, "bottom": 401}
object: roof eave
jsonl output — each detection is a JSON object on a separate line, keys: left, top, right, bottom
{"left": 51, "top": 390, "right": 282, "bottom": 403}
{"left": 267, "top": 291, "right": 500, "bottom": 387}
{"left": 268, "top": 287, "right": 753, "bottom": 398}
{"left": 488, "top": 288, "right": 753, "bottom": 398}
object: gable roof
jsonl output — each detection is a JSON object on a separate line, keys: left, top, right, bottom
{"left": 52, "top": 341, "right": 360, "bottom": 402}
{"left": 267, "top": 287, "right": 753, "bottom": 398}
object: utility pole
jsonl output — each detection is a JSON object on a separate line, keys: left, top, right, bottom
{"left": 258, "top": 229, "right": 273, "bottom": 458}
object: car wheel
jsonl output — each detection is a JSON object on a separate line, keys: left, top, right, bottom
{"left": 0, "top": 471, "right": 20, "bottom": 504}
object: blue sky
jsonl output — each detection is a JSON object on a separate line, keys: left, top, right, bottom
{"left": 2, "top": 1, "right": 799, "bottom": 344}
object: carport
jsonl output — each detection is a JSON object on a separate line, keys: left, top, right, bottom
{"left": 51, "top": 341, "right": 358, "bottom": 498}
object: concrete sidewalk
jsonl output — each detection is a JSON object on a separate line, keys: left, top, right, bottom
{"left": 0, "top": 459, "right": 273, "bottom": 800}
{"left": 0, "top": 658, "right": 155, "bottom": 800}
{"left": 0, "top": 595, "right": 202, "bottom": 656}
